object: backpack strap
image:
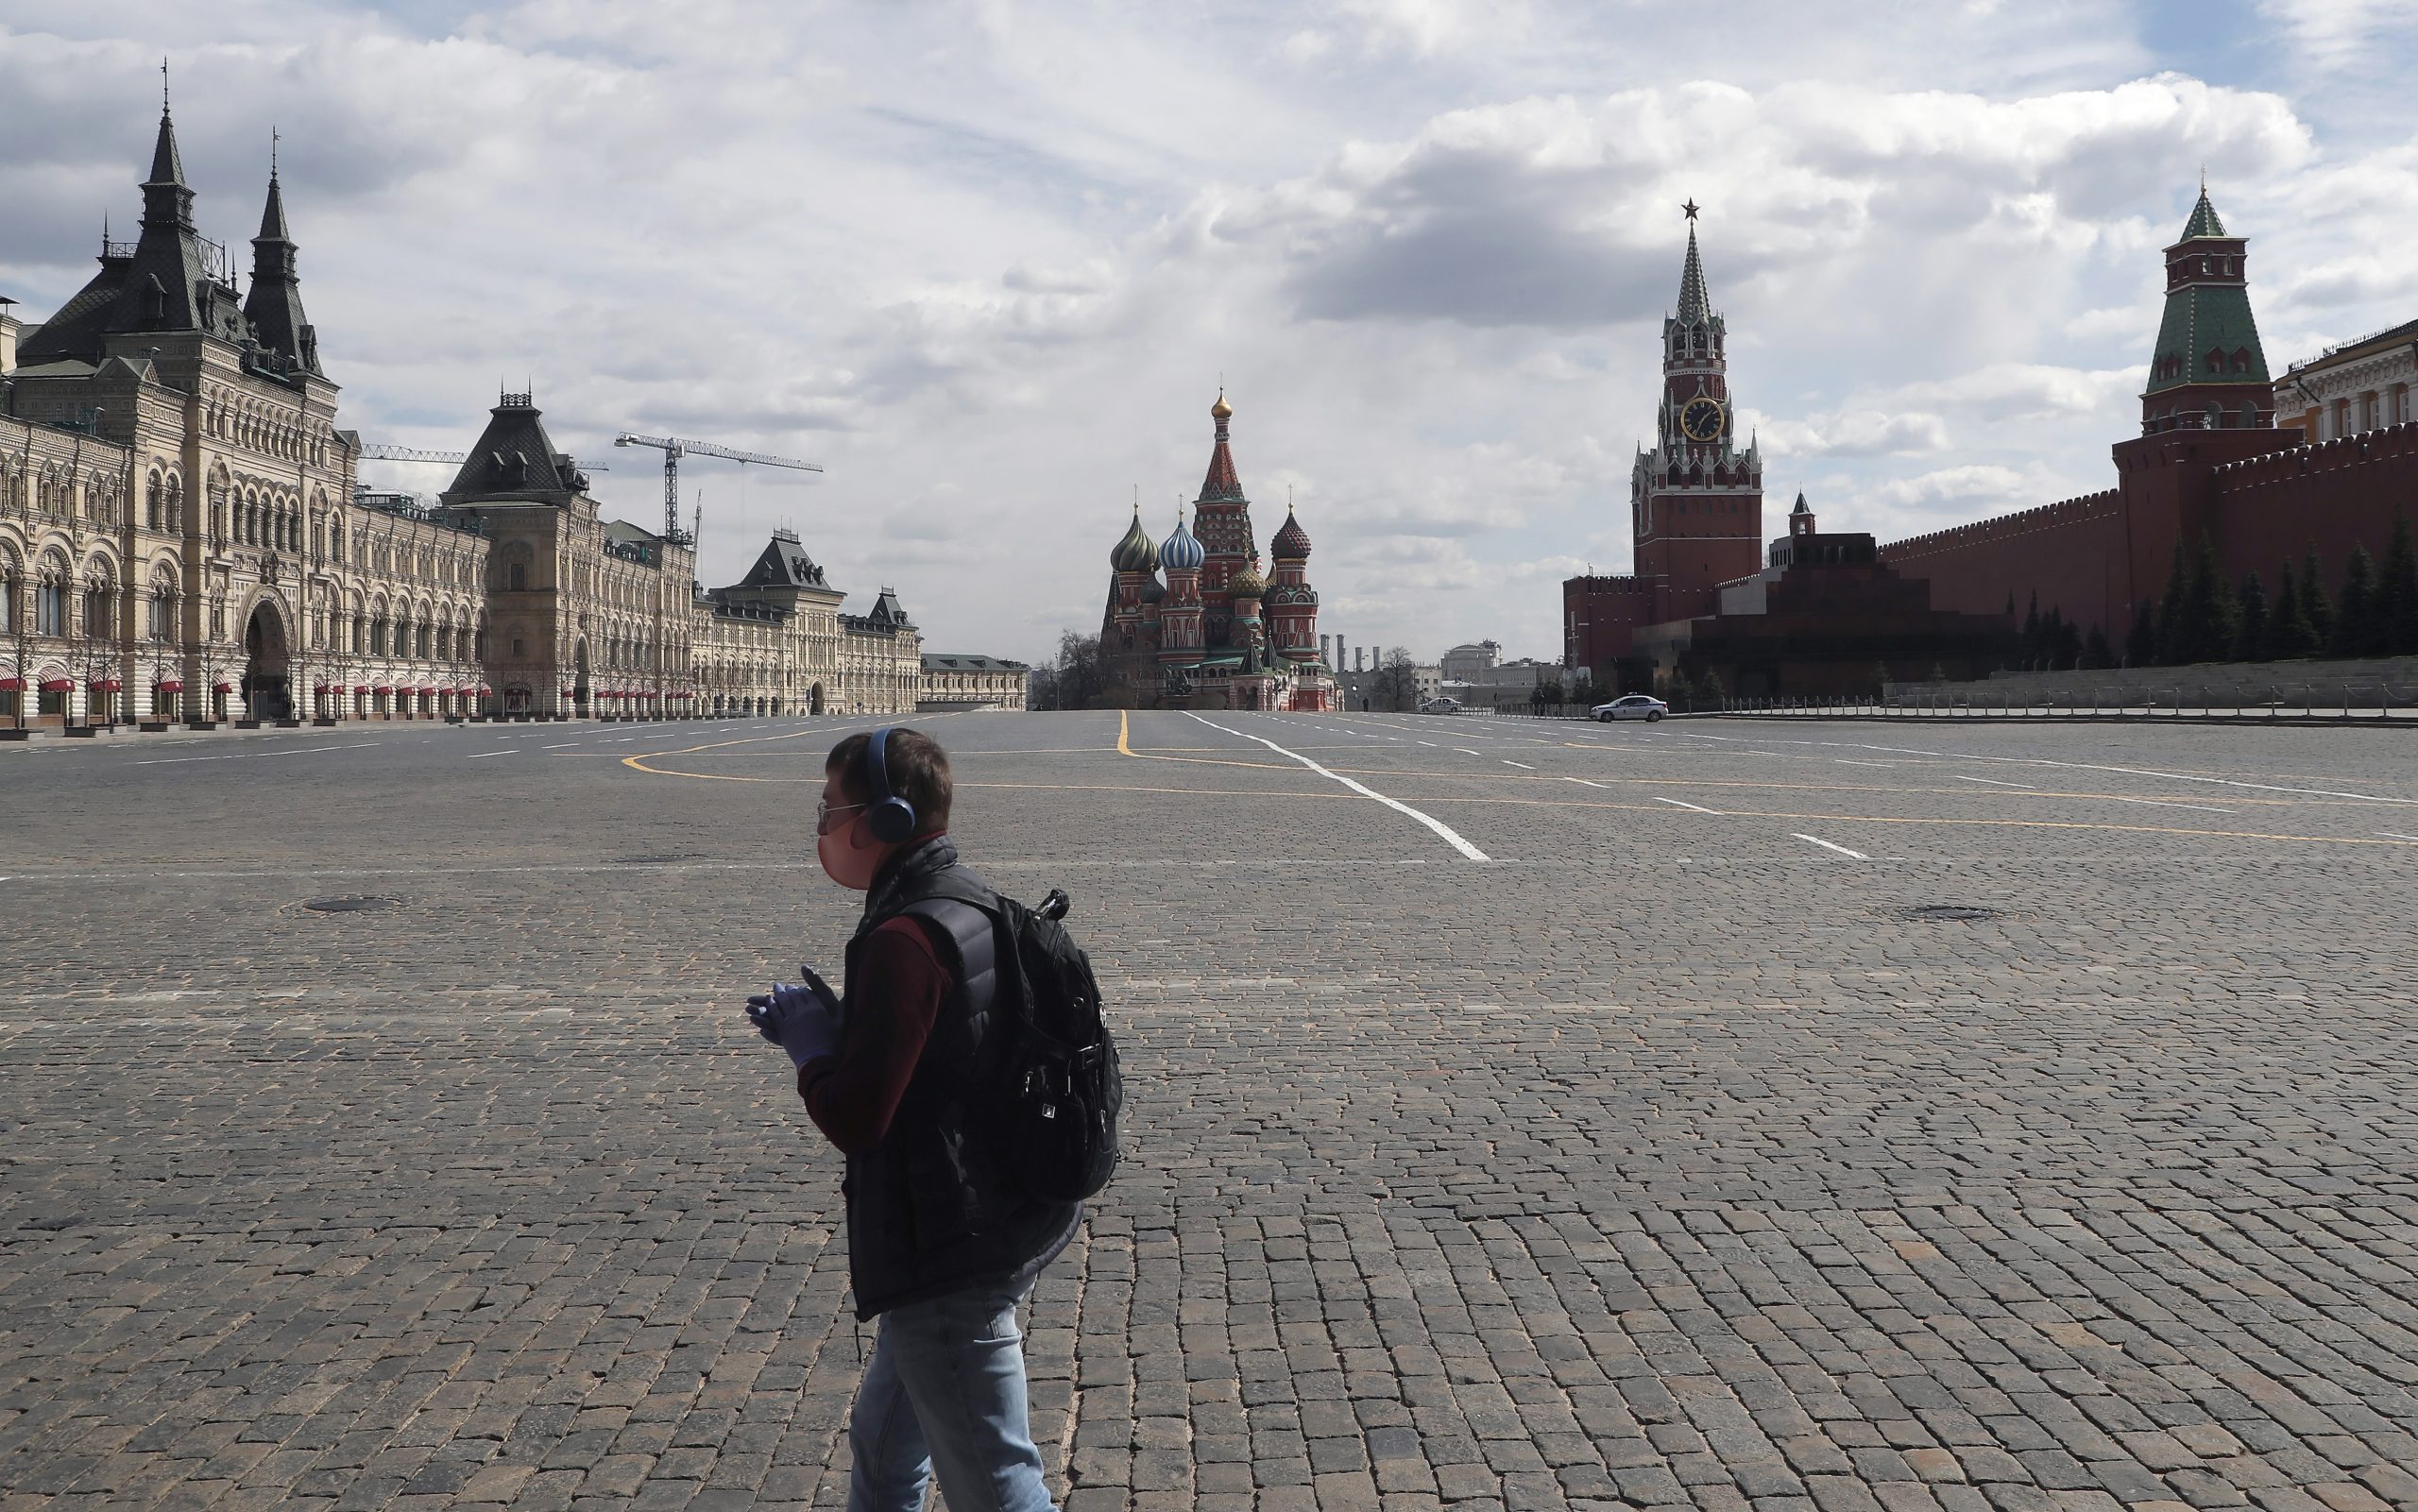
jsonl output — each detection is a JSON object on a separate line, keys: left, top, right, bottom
{"left": 897, "top": 897, "right": 996, "bottom": 1015}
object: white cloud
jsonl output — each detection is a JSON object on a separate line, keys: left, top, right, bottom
{"left": 3, "top": 5, "right": 2407, "bottom": 669}
{"left": 1755, "top": 410, "right": 1952, "bottom": 459}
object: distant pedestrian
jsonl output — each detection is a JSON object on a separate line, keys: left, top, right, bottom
{"left": 747, "top": 726, "right": 1080, "bottom": 1512}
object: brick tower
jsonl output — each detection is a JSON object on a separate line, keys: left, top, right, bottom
{"left": 1629, "top": 204, "right": 1763, "bottom": 619}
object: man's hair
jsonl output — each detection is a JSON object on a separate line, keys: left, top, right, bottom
{"left": 826, "top": 727, "right": 953, "bottom": 835}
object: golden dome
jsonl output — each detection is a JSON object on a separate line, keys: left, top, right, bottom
{"left": 1210, "top": 389, "right": 1233, "bottom": 420}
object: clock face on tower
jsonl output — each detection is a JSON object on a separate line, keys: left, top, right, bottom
{"left": 1679, "top": 397, "right": 1725, "bottom": 443}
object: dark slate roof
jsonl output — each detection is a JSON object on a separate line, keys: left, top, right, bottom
{"left": 243, "top": 173, "right": 322, "bottom": 378}
{"left": 921, "top": 653, "right": 1029, "bottom": 671}
{"left": 868, "top": 587, "right": 910, "bottom": 625}
{"left": 733, "top": 530, "right": 829, "bottom": 589}
{"left": 19, "top": 108, "right": 252, "bottom": 365}
{"left": 442, "top": 397, "right": 585, "bottom": 502}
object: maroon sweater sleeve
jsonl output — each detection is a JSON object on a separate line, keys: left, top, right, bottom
{"left": 796, "top": 915, "right": 953, "bottom": 1156}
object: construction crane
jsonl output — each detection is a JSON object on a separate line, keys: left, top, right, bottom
{"left": 362, "top": 443, "right": 608, "bottom": 471}
{"left": 614, "top": 433, "right": 822, "bottom": 544}
{"left": 361, "top": 444, "right": 468, "bottom": 465}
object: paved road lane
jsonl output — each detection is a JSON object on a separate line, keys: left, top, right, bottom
{"left": 2, "top": 713, "right": 2414, "bottom": 1511}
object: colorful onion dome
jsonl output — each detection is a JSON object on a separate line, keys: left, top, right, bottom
{"left": 1228, "top": 558, "right": 1266, "bottom": 601}
{"left": 1111, "top": 507, "right": 1159, "bottom": 573}
{"left": 1211, "top": 388, "right": 1233, "bottom": 420}
{"left": 1270, "top": 506, "right": 1312, "bottom": 561}
{"left": 1161, "top": 508, "right": 1206, "bottom": 572}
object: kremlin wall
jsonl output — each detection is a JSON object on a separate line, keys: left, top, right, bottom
{"left": 1565, "top": 189, "right": 2418, "bottom": 699}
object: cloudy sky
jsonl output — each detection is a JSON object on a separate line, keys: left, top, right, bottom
{"left": 5, "top": 2, "right": 2414, "bottom": 664}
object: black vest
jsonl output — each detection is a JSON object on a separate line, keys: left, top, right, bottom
{"left": 842, "top": 847, "right": 1080, "bottom": 1318}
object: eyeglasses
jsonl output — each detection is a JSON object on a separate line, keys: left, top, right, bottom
{"left": 815, "top": 798, "right": 868, "bottom": 833}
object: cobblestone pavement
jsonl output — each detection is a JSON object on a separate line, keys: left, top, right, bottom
{"left": 3, "top": 711, "right": 2415, "bottom": 1512}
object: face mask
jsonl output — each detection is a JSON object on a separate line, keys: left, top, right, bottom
{"left": 817, "top": 816, "right": 886, "bottom": 891}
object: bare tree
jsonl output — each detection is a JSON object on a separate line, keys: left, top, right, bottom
{"left": 1373, "top": 647, "right": 1422, "bottom": 711}
{"left": 1033, "top": 631, "right": 1105, "bottom": 711}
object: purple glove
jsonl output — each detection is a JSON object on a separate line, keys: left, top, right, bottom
{"left": 745, "top": 965, "right": 842, "bottom": 1069}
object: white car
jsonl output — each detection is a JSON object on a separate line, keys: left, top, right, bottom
{"left": 1418, "top": 697, "right": 1463, "bottom": 714}
{"left": 1590, "top": 694, "right": 1669, "bottom": 722}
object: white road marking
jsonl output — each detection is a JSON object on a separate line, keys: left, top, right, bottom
{"left": 1502, "top": 759, "right": 1535, "bottom": 770}
{"left": 541, "top": 742, "right": 579, "bottom": 750}
{"left": 1183, "top": 711, "right": 1490, "bottom": 861}
{"left": 1793, "top": 833, "right": 1869, "bottom": 860}
{"left": 467, "top": 749, "right": 517, "bottom": 758}
{"left": 1954, "top": 775, "right": 2035, "bottom": 789}
{"left": 1687, "top": 728, "right": 2418, "bottom": 806}
{"left": 1417, "top": 741, "right": 1437, "bottom": 748}
{"left": 1834, "top": 759, "right": 1896, "bottom": 768}
{"left": 1651, "top": 796, "right": 1720, "bottom": 814}
{"left": 1456, "top": 748, "right": 1483, "bottom": 756}
{"left": 2097, "top": 795, "right": 2236, "bottom": 814}
{"left": 2376, "top": 832, "right": 2418, "bottom": 841}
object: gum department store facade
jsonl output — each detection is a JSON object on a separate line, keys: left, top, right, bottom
{"left": 0, "top": 100, "right": 1022, "bottom": 732}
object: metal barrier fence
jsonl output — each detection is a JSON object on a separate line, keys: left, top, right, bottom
{"left": 1471, "top": 688, "right": 2418, "bottom": 723}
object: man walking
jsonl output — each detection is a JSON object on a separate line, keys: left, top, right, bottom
{"left": 748, "top": 726, "right": 1080, "bottom": 1512}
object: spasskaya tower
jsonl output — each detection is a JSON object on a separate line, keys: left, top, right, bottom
{"left": 1629, "top": 202, "right": 1762, "bottom": 617}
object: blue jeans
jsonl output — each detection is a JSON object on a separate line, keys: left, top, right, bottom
{"left": 848, "top": 1284, "right": 1055, "bottom": 1512}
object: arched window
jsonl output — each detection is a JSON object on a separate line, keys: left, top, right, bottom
{"left": 509, "top": 562, "right": 527, "bottom": 592}
{"left": 83, "top": 574, "right": 114, "bottom": 640}
{"left": 2231, "top": 348, "right": 2251, "bottom": 375}
{"left": 0, "top": 557, "right": 15, "bottom": 633}
{"left": 2205, "top": 348, "right": 2224, "bottom": 375}
{"left": 38, "top": 561, "right": 67, "bottom": 637}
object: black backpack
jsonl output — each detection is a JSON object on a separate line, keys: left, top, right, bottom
{"left": 988, "top": 888, "right": 1121, "bottom": 1202}
{"left": 907, "top": 885, "right": 1121, "bottom": 1203}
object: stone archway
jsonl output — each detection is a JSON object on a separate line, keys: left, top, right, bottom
{"left": 573, "top": 638, "right": 591, "bottom": 716}
{"left": 243, "top": 600, "right": 291, "bottom": 720}
{"left": 809, "top": 683, "right": 825, "bottom": 716}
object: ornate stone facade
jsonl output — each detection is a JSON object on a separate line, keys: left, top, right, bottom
{"left": 1, "top": 97, "right": 1006, "bottom": 730}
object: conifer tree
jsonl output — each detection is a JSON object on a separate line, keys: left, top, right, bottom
{"left": 2022, "top": 591, "right": 2042, "bottom": 667}
{"left": 2185, "top": 535, "right": 2239, "bottom": 664}
{"left": 2082, "top": 627, "right": 2114, "bottom": 670}
{"left": 2124, "top": 602, "right": 2156, "bottom": 668}
{"left": 2302, "top": 546, "right": 2334, "bottom": 649}
{"left": 2334, "top": 545, "right": 2376, "bottom": 656}
{"left": 2154, "top": 542, "right": 2191, "bottom": 664}
{"left": 2268, "top": 561, "right": 2319, "bottom": 658}
{"left": 2235, "top": 572, "right": 2268, "bottom": 662}
{"left": 2377, "top": 512, "right": 2418, "bottom": 655}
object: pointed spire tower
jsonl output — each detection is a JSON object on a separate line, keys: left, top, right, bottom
{"left": 21, "top": 63, "right": 248, "bottom": 362}
{"left": 2139, "top": 181, "right": 2271, "bottom": 434}
{"left": 142, "top": 65, "right": 195, "bottom": 233}
{"left": 1191, "top": 388, "right": 1258, "bottom": 652}
{"left": 1627, "top": 199, "right": 1763, "bottom": 613}
{"left": 245, "top": 132, "right": 324, "bottom": 377}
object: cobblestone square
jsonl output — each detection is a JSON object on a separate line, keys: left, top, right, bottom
{"left": 3, "top": 711, "right": 2414, "bottom": 1511}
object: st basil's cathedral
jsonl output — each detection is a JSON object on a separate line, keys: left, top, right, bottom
{"left": 1098, "top": 393, "right": 1336, "bottom": 710}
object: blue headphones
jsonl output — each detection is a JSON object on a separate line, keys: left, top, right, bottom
{"left": 862, "top": 726, "right": 918, "bottom": 842}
